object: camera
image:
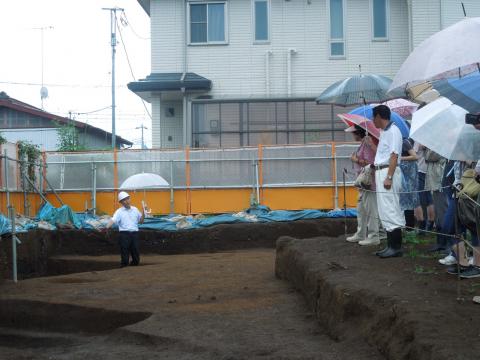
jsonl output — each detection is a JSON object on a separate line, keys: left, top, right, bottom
{"left": 465, "top": 113, "right": 480, "bottom": 125}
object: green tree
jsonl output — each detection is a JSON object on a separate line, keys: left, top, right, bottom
{"left": 17, "top": 141, "right": 41, "bottom": 191}
{"left": 56, "top": 123, "right": 85, "bottom": 152}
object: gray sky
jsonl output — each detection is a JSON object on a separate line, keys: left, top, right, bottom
{"left": 0, "top": 0, "right": 152, "bottom": 148}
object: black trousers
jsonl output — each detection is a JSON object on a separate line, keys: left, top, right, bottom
{"left": 118, "top": 231, "right": 140, "bottom": 267}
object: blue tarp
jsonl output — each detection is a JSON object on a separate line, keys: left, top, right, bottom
{"left": 0, "top": 214, "right": 36, "bottom": 235}
{"left": 138, "top": 206, "right": 357, "bottom": 232}
{"left": 0, "top": 203, "right": 357, "bottom": 235}
{"left": 36, "top": 203, "right": 82, "bottom": 228}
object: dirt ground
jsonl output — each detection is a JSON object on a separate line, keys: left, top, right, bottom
{"left": 0, "top": 250, "right": 382, "bottom": 360}
{"left": 276, "top": 234, "right": 480, "bottom": 360}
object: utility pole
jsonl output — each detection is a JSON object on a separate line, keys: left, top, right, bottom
{"left": 102, "top": 7, "right": 123, "bottom": 149}
{"left": 136, "top": 124, "right": 148, "bottom": 149}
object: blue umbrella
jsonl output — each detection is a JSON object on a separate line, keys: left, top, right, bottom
{"left": 432, "top": 72, "right": 480, "bottom": 113}
{"left": 316, "top": 74, "right": 405, "bottom": 106}
{"left": 349, "top": 105, "right": 410, "bottom": 138}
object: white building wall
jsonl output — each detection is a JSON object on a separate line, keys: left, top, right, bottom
{"left": 172, "top": 0, "right": 411, "bottom": 98}
{"left": 441, "top": 0, "right": 480, "bottom": 28}
{"left": 159, "top": 100, "right": 183, "bottom": 148}
{"left": 151, "top": 97, "right": 161, "bottom": 147}
{"left": 149, "top": 0, "right": 410, "bottom": 147}
{"left": 2, "top": 128, "right": 59, "bottom": 151}
{"left": 151, "top": 0, "right": 185, "bottom": 72}
{"left": 410, "top": 0, "right": 441, "bottom": 47}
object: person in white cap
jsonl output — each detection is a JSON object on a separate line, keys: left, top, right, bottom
{"left": 106, "top": 191, "right": 145, "bottom": 267}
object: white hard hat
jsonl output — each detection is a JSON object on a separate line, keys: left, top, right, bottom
{"left": 118, "top": 191, "right": 130, "bottom": 202}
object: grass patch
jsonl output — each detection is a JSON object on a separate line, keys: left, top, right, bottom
{"left": 414, "top": 264, "right": 435, "bottom": 275}
{"left": 404, "top": 231, "right": 432, "bottom": 245}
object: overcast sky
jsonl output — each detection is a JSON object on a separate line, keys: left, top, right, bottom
{"left": 0, "top": 0, "right": 152, "bottom": 148}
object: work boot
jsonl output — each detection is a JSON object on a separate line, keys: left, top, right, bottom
{"left": 404, "top": 210, "right": 415, "bottom": 231}
{"left": 375, "top": 231, "right": 392, "bottom": 256}
{"left": 379, "top": 228, "right": 403, "bottom": 258}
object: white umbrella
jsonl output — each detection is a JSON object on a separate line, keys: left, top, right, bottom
{"left": 120, "top": 173, "right": 169, "bottom": 190}
{"left": 389, "top": 17, "right": 480, "bottom": 93}
{"left": 410, "top": 97, "right": 480, "bottom": 161}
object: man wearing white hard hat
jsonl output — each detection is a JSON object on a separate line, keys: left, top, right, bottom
{"left": 106, "top": 191, "right": 145, "bottom": 267}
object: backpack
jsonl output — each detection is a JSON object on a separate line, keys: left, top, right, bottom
{"left": 458, "top": 168, "right": 480, "bottom": 199}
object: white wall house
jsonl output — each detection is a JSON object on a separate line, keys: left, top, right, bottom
{"left": 129, "top": 0, "right": 480, "bottom": 149}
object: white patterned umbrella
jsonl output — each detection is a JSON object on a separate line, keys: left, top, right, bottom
{"left": 380, "top": 99, "right": 418, "bottom": 117}
{"left": 389, "top": 17, "right": 480, "bottom": 93}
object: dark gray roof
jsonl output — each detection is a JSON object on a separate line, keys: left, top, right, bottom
{"left": 127, "top": 73, "right": 212, "bottom": 93}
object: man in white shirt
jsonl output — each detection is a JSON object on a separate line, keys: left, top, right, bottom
{"left": 372, "top": 105, "right": 405, "bottom": 258}
{"left": 107, "top": 191, "right": 145, "bottom": 267}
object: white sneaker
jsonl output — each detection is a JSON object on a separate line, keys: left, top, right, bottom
{"left": 358, "top": 237, "right": 380, "bottom": 246}
{"left": 439, "top": 254, "right": 457, "bottom": 266}
{"left": 346, "top": 234, "right": 362, "bottom": 243}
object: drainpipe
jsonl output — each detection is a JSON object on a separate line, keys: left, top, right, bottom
{"left": 182, "top": 0, "right": 188, "bottom": 147}
{"left": 287, "top": 48, "right": 297, "bottom": 97}
{"left": 184, "top": 0, "right": 188, "bottom": 73}
{"left": 265, "top": 50, "right": 272, "bottom": 96}
{"left": 407, "top": 0, "right": 413, "bottom": 52}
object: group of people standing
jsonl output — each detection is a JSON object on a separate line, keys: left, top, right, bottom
{"left": 346, "top": 105, "right": 407, "bottom": 258}
{"left": 346, "top": 105, "right": 480, "bottom": 278}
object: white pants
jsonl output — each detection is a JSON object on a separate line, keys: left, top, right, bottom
{"left": 375, "top": 167, "right": 405, "bottom": 232}
{"left": 355, "top": 189, "right": 380, "bottom": 240}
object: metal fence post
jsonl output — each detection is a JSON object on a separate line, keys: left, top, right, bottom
{"left": 4, "top": 150, "right": 10, "bottom": 208}
{"left": 169, "top": 160, "right": 174, "bottom": 215}
{"left": 22, "top": 167, "right": 29, "bottom": 216}
{"left": 91, "top": 161, "right": 97, "bottom": 215}
{"left": 8, "top": 206, "right": 20, "bottom": 283}
{"left": 255, "top": 160, "right": 260, "bottom": 205}
{"left": 332, "top": 144, "right": 339, "bottom": 209}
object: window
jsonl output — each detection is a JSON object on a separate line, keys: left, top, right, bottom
{"left": 189, "top": 2, "right": 227, "bottom": 44}
{"left": 372, "top": 0, "right": 388, "bottom": 39}
{"left": 329, "top": 0, "right": 345, "bottom": 57}
{"left": 192, "top": 100, "right": 351, "bottom": 148}
{"left": 253, "top": 0, "right": 269, "bottom": 42}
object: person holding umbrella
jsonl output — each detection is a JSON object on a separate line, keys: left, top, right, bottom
{"left": 345, "top": 125, "right": 382, "bottom": 246}
{"left": 106, "top": 191, "right": 145, "bottom": 267}
{"left": 372, "top": 105, "right": 405, "bottom": 258}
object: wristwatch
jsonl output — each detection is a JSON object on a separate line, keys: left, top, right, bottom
{"left": 387, "top": 175, "right": 393, "bottom": 180}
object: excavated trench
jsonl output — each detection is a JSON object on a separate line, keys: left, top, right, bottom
{"left": 1, "top": 218, "right": 471, "bottom": 359}
{"left": 0, "top": 299, "right": 152, "bottom": 335}
{"left": 275, "top": 236, "right": 480, "bottom": 360}
{"left": 0, "top": 218, "right": 355, "bottom": 279}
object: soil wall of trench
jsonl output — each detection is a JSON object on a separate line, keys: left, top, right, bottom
{"left": 0, "top": 218, "right": 356, "bottom": 281}
{"left": 274, "top": 236, "right": 464, "bottom": 360}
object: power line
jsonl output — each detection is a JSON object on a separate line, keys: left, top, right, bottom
{"left": 116, "top": 16, "right": 153, "bottom": 121}
{"left": 72, "top": 106, "right": 112, "bottom": 115}
{"left": 120, "top": 11, "right": 150, "bottom": 40}
{"left": 0, "top": 80, "right": 124, "bottom": 89}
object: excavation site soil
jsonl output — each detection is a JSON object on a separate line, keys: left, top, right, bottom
{"left": 0, "top": 218, "right": 478, "bottom": 359}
